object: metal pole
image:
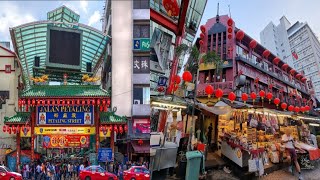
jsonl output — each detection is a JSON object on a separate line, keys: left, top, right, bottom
{"left": 188, "top": 66, "right": 200, "bottom": 151}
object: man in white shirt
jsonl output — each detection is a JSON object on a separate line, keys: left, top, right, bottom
{"left": 79, "top": 164, "right": 84, "bottom": 171}
{"left": 282, "top": 128, "right": 302, "bottom": 180}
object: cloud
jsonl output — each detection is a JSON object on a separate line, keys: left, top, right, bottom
{"left": 80, "top": 0, "right": 88, "bottom": 14}
{"left": 0, "top": 2, "right": 36, "bottom": 41}
{"left": 88, "top": 10, "right": 101, "bottom": 27}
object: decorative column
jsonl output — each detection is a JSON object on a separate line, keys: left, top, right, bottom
{"left": 110, "top": 127, "right": 114, "bottom": 160}
{"left": 16, "top": 130, "right": 21, "bottom": 171}
{"left": 95, "top": 105, "right": 100, "bottom": 153}
{"left": 31, "top": 109, "right": 35, "bottom": 161}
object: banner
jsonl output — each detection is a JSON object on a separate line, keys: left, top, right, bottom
{"left": 37, "top": 105, "right": 94, "bottom": 125}
{"left": 42, "top": 135, "right": 90, "bottom": 148}
{"left": 35, "top": 127, "right": 95, "bottom": 135}
{"left": 20, "top": 127, "right": 31, "bottom": 137}
{"left": 136, "top": 123, "right": 150, "bottom": 134}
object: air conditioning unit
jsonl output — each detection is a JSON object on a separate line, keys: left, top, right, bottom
{"left": 134, "top": 100, "right": 140, "bottom": 104}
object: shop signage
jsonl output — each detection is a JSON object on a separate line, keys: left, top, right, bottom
{"left": 34, "top": 127, "right": 95, "bottom": 135}
{"left": 136, "top": 123, "right": 150, "bottom": 134}
{"left": 37, "top": 105, "right": 94, "bottom": 125}
{"left": 157, "top": 76, "right": 168, "bottom": 86}
{"left": 20, "top": 127, "right": 31, "bottom": 137}
{"left": 98, "top": 148, "right": 112, "bottom": 162}
{"left": 42, "top": 135, "right": 89, "bottom": 148}
{"left": 133, "top": 38, "right": 150, "bottom": 51}
{"left": 237, "top": 63, "right": 268, "bottom": 84}
{"left": 133, "top": 57, "right": 150, "bottom": 73}
{"left": 99, "top": 129, "right": 111, "bottom": 137}
{"left": 0, "top": 143, "right": 11, "bottom": 149}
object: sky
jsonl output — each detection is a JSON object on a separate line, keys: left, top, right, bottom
{"left": 0, "top": 0, "right": 105, "bottom": 44}
{"left": 197, "top": 0, "right": 320, "bottom": 43}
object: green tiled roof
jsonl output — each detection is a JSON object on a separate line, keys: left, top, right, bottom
{"left": 4, "top": 112, "right": 31, "bottom": 124}
{"left": 20, "top": 85, "right": 110, "bottom": 97}
{"left": 100, "top": 112, "right": 127, "bottom": 124}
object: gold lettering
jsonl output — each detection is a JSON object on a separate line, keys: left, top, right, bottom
{"left": 54, "top": 113, "right": 58, "bottom": 118}
{"left": 72, "top": 113, "right": 76, "bottom": 118}
{"left": 63, "top": 113, "right": 67, "bottom": 118}
{"left": 55, "top": 106, "right": 59, "bottom": 112}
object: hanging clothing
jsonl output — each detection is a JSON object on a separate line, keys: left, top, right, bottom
{"left": 176, "top": 110, "right": 182, "bottom": 121}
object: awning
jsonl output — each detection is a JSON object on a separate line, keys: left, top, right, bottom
{"left": 131, "top": 141, "right": 149, "bottom": 153}
{"left": 197, "top": 101, "right": 232, "bottom": 115}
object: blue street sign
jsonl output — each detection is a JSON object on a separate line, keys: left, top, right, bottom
{"left": 158, "top": 76, "right": 168, "bottom": 86}
{"left": 133, "top": 39, "right": 141, "bottom": 50}
{"left": 98, "top": 148, "right": 113, "bottom": 162}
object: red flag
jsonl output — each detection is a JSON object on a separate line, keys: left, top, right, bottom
{"left": 292, "top": 51, "right": 298, "bottom": 60}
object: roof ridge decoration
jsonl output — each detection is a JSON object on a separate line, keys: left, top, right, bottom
{"left": 4, "top": 112, "right": 31, "bottom": 124}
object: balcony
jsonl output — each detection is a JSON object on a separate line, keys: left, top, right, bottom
{"left": 236, "top": 56, "right": 309, "bottom": 95}
{"left": 197, "top": 81, "right": 233, "bottom": 97}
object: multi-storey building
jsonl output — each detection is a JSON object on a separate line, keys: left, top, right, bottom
{"left": 196, "top": 15, "right": 316, "bottom": 110}
{"left": 150, "top": 0, "right": 207, "bottom": 96}
{"left": 101, "top": 0, "right": 150, "bottom": 162}
{"left": 260, "top": 16, "right": 320, "bottom": 101}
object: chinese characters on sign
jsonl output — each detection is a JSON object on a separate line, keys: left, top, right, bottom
{"left": 37, "top": 105, "right": 94, "bottom": 125}
{"left": 133, "top": 56, "right": 150, "bottom": 73}
{"left": 42, "top": 135, "right": 90, "bottom": 148}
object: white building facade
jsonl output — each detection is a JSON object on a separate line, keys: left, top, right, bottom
{"left": 260, "top": 16, "right": 320, "bottom": 100}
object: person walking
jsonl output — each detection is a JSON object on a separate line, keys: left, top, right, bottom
{"left": 207, "top": 123, "right": 213, "bottom": 147}
{"left": 36, "top": 163, "right": 41, "bottom": 180}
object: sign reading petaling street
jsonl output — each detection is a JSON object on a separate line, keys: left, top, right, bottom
{"left": 37, "top": 105, "right": 94, "bottom": 125}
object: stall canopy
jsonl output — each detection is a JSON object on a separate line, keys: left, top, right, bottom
{"left": 131, "top": 141, "right": 149, "bottom": 153}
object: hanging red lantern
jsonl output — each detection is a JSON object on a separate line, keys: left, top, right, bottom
{"left": 273, "top": 98, "right": 280, "bottom": 106}
{"left": 236, "top": 30, "right": 244, "bottom": 41}
{"left": 254, "top": 78, "right": 259, "bottom": 84}
{"left": 250, "top": 92, "right": 257, "bottom": 102}
{"left": 157, "top": 86, "right": 165, "bottom": 92}
{"left": 32, "top": 99, "right": 35, "bottom": 106}
{"left": 199, "top": 40, "right": 204, "bottom": 46}
{"left": 107, "top": 99, "right": 111, "bottom": 106}
{"left": 296, "top": 74, "right": 302, "bottom": 79}
{"left": 51, "top": 100, "right": 55, "bottom": 105}
{"left": 288, "top": 105, "right": 294, "bottom": 112}
{"left": 205, "top": 85, "right": 214, "bottom": 98}
{"left": 301, "top": 77, "right": 307, "bottom": 82}
{"left": 227, "top": 18, "right": 233, "bottom": 26}
{"left": 241, "top": 93, "right": 248, "bottom": 103}
{"left": 138, "top": 139, "right": 143, "bottom": 146}
{"left": 62, "top": 100, "right": 65, "bottom": 105}
{"left": 56, "top": 100, "right": 60, "bottom": 105}
{"left": 12, "top": 126, "right": 16, "bottom": 134}
{"left": 305, "top": 105, "right": 310, "bottom": 111}
{"left": 67, "top": 100, "right": 70, "bottom": 106}
{"left": 215, "top": 88, "right": 223, "bottom": 100}
{"left": 200, "top": 25, "right": 206, "bottom": 33}
{"left": 82, "top": 100, "right": 85, "bottom": 105}
{"left": 124, "top": 125, "right": 128, "bottom": 132}
{"left": 119, "top": 125, "right": 123, "bottom": 134}
{"left": 294, "top": 106, "right": 300, "bottom": 113}
{"left": 289, "top": 69, "right": 295, "bottom": 74}
{"left": 162, "top": 0, "right": 180, "bottom": 16}
{"left": 77, "top": 99, "right": 80, "bottom": 105}
{"left": 259, "top": 90, "right": 265, "bottom": 99}
{"left": 249, "top": 40, "right": 257, "bottom": 49}
{"left": 102, "top": 99, "right": 106, "bottom": 106}
{"left": 17, "top": 125, "right": 20, "bottom": 132}
{"left": 27, "top": 99, "right": 30, "bottom": 106}
{"left": 200, "top": 33, "right": 205, "bottom": 39}
{"left": 18, "top": 99, "right": 22, "bottom": 107}
{"left": 182, "top": 71, "right": 192, "bottom": 82}
{"left": 3, "top": 125, "right": 6, "bottom": 133}
{"left": 282, "top": 64, "right": 289, "bottom": 70}
{"left": 71, "top": 100, "right": 74, "bottom": 105}
{"left": 174, "top": 75, "right": 181, "bottom": 84}
{"left": 273, "top": 57, "right": 280, "bottom": 65}
{"left": 266, "top": 92, "right": 273, "bottom": 103}
{"left": 92, "top": 99, "right": 96, "bottom": 106}
{"left": 281, "top": 103, "right": 287, "bottom": 110}
{"left": 262, "top": 50, "right": 270, "bottom": 58}
{"left": 228, "top": 92, "right": 236, "bottom": 102}
{"left": 99, "top": 105, "right": 103, "bottom": 111}
{"left": 300, "top": 106, "right": 306, "bottom": 112}
{"left": 114, "top": 125, "right": 118, "bottom": 133}
{"left": 8, "top": 126, "right": 11, "bottom": 134}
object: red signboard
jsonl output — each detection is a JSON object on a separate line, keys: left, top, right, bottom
{"left": 136, "top": 123, "right": 151, "bottom": 134}
{"left": 42, "top": 135, "right": 90, "bottom": 148}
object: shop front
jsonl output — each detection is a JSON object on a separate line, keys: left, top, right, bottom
{"left": 3, "top": 85, "right": 113, "bottom": 170}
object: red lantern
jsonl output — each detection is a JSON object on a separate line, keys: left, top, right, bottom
{"left": 199, "top": 40, "right": 204, "bottom": 46}
{"left": 249, "top": 40, "right": 257, "bottom": 49}
{"left": 67, "top": 100, "right": 70, "bottom": 105}
{"left": 92, "top": 99, "right": 95, "bottom": 106}
{"left": 182, "top": 71, "right": 192, "bottom": 82}
{"left": 205, "top": 85, "right": 214, "bottom": 98}
{"left": 62, "top": 100, "right": 65, "bottom": 105}
{"left": 250, "top": 92, "right": 257, "bottom": 102}
{"left": 200, "top": 25, "right": 206, "bottom": 33}
{"left": 82, "top": 100, "right": 85, "bottom": 105}
{"left": 288, "top": 105, "right": 294, "bottom": 112}
{"left": 289, "top": 69, "right": 295, "bottom": 74}
{"left": 138, "top": 139, "right": 143, "bottom": 146}
{"left": 8, "top": 126, "right": 11, "bottom": 134}
{"left": 227, "top": 18, "right": 233, "bottom": 26}
{"left": 281, "top": 103, "right": 287, "bottom": 110}
{"left": 12, "top": 126, "right": 16, "bottom": 134}
{"left": 119, "top": 125, "right": 123, "bottom": 134}
{"left": 296, "top": 74, "right": 302, "bottom": 79}
{"left": 18, "top": 99, "right": 22, "bottom": 107}
{"left": 17, "top": 125, "right": 20, "bottom": 132}
{"left": 27, "top": 99, "right": 31, "bottom": 106}
{"left": 99, "top": 105, "right": 103, "bottom": 112}
{"left": 124, "top": 125, "right": 128, "bottom": 132}
{"left": 241, "top": 93, "right": 248, "bottom": 103}
{"left": 102, "top": 99, "right": 106, "bottom": 106}
{"left": 163, "top": 0, "right": 180, "bottom": 16}
{"left": 76, "top": 99, "right": 80, "bottom": 105}
{"left": 3, "top": 125, "right": 6, "bottom": 133}
{"left": 200, "top": 33, "right": 205, "bottom": 39}
{"left": 236, "top": 30, "right": 244, "bottom": 41}
{"left": 266, "top": 92, "right": 273, "bottom": 102}
{"left": 97, "top": 99, "right": 100, "bottom": 106}
{"left": 282, "top": 64, "right": 289, "bottom": 70}
{"left": 273, "top": 98, "right": 280, "bottom": 106}
{"left": 262, "top": 50, "right": 270, "bottom": 58}
{"left": 305, "top": 105, "right": 310, "bottom": 111}
{"left": 228, "top": 92, "right": 236, "bottom": 102}
{"left": 32, "top": 99, "right": 35, "bottom": 106}
{"left": 300, "top": 106, "right": 306, "bottom": 112}
{"left": 273, "top": 57, "right": 280, "bottom": 65}
{"left": 259, "top": 90, "right": 265, "bottom": 99}
{"left": 174, "top": 75, "right": 181, "bottom": 84}
{"left": 215, "top": 88, "right": 223, "bottom": 100}
{"left": 294, "top": 106, "right": 300, "bottom": 113}
{"left": 157, "top": 86, "right": 164, "bottom": 92}
{"left": 114, "top": 125, "right": 118, "bottom": 133}
{"left": 301, "top": 77, "right": 307, "bottom": 82}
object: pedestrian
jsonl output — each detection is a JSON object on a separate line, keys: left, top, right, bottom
{"left": 22, "top": 164, "right": 27, "bottom": 180}
{"left": 55, "top": 163, "right": 61, "bottom": 180}
{"left": 36, "top": 163, "right": 41, "bottom": 180}
{"left": 73, "top": 163, "right": 77, "bottom": 178}
{"left": 207, "top": 123, "right": 213, "bottom": 147}
{"left": 118, "top": 164, "right": 123, "bottom": 180}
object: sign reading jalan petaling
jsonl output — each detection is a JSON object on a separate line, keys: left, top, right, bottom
{"left": 37, "top": 105, "right": 94, "bottom": 125}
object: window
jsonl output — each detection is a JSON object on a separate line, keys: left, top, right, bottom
{"left": 134, "top": 168, "right": 142, "bottom": 173}
{"left": 133, "top": 0, "right": 149, "bottom": 9}
{"left": 133, "top": 87, "right": 150, "bottom": 104}
{"left": 5, "top": 65, "right": 11, "bottom": 73}
{"left": 133, "top": 24, "right": 150, "bottom": 38}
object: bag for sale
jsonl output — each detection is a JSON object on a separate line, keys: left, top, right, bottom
{"left": 269, "top": 151, "right": 279, "bottom": 163}
{"left": 248, "top": 158, "right": 258, "bottom": 172}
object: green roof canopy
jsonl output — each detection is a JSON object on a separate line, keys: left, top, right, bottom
{"left": 4, "top": 112, "right": 31, "bottom": 124}
{"left": 10, "top": 6, "right": 109, "bottom": 87}
{"left": 100, "top": 112, "right": 127, "bottom": 124}
{"left": 20, "top": 85, "right": 110, "bottom": 98}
